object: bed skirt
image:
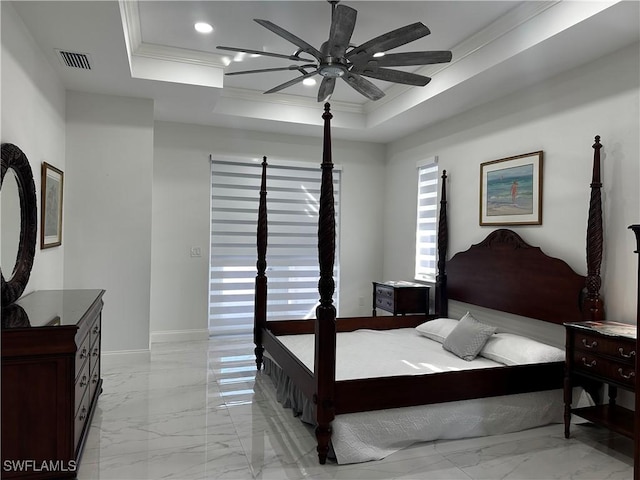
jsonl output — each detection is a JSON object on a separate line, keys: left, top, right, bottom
{"left": 263, "top": 355, "right": 590, "bottom": 464}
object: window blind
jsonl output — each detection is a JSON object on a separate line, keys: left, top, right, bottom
{"left": 209, "top": 158, "right": 340, "bottom": 336}
{"left": 415, "top": 161, "right": 439, "bottom": 282}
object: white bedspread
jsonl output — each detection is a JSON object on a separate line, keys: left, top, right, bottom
{"left": 277, "top": 328, "right": 502, "bottom": 379}
{"left": 269, "top": 328, "right": 590, "bottom": 464}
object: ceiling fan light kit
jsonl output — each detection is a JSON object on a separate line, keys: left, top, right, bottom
{"left": 217, "top": 0, "right": 453, "bottom": 102}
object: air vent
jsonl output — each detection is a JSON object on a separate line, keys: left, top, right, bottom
{"left": 56, "top": 50, "right": 92, "bottom": 70}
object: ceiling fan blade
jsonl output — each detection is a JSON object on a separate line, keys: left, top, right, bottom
{"left": 346, "top": 22, "right": 430, "bottom": 64}
{"left": 264, "top": 70, "right": 318, "bottom": 95}
{"left": 365, "top": 51, "right": 453, "bottom": 67}
{"left": 328, "top": 5, "right": 357, "bottom": 58}
{"left": 217, "top": 46, "right": 315, "bottom": 62}
{"left": 225, "top": 65, "right": 317, "bottom": 76}
{"left": 351, "top": 66, "right": 431, "bottom": 87}
{"left": 317, "top": 77, "right": 336, "bottom": 102}
{"left": 254, "top": 19, "right": 323, "bottom": 60}
{"left": 342, "top": 72, "right": 385, "bottom": 101}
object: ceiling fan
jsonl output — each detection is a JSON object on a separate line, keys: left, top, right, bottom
{"left": 217, "top": 0, "right": 453, "bottom": 102}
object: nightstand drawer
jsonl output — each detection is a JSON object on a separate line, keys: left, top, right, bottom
{"left": 574, "top": 331, "right": 636, "bottom": 364}
{"left": 376, "top": 296, "right": 394, "bottom": 310}
{"left": 572, "top": 351, "right": 636, "bottom": 388}
{"left": 375, "top": 286, "right": 394, "bottom": 299}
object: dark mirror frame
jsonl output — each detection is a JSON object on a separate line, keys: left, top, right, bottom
{"left": 1, "top": 143, "right": 37, "bottom": 306}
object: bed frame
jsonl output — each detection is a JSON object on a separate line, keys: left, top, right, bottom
{"left": 253, "top": 103, "right": 604, "bottom": 464}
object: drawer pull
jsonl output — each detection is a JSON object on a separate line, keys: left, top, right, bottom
{"left": 92, "top": 373, "right": 99, "bottom": 384}
{"left": 581, "top": 357, "right": 596, "bottom": 367}
{"left": 78, "top": 406, "right": 87, "bottom": 422}
{"left": 79, "top": 375, "right": 88, "bottom": 388}
{"left": 618, "top": 368, "right": 635, "bottom": 380}
{"left": 618, "top": 347, "right": 636, "bottom": 359}
{"left": 581, "top": 339, "right": 598, "bottom": 349}
{"left": 92, "top": 325, "right": 100, "bottom": 334}
{"left": 92, "top": 347, "right": 99, "bottom": 357}
{"left": 79, "top": 347, "right": 88, "bottom": 359}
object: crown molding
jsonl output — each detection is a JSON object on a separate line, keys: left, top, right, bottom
{"left": 220, "top": 87, "right": 365, "bottom": 115}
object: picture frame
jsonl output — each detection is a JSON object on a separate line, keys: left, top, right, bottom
{"left": 41, "top": 162, "right": 64, "bottom": 248}
{"left": 479, "top": 151, "right": 543, "bottom": 226}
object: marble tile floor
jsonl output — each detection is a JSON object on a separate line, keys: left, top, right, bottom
{"left": 77, "top": 335, "right": 633, "bottom": 480}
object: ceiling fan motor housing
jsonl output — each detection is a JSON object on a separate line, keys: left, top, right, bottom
{"left": 319, "top": 57, "right": 347, "bottom": 78}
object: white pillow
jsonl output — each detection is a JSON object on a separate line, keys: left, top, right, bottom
{"left": 480, "top": 333, "right": 565, "bottom": 366}
{"left": 415, "top": 318, "right": 459, "bottom": 343}
{"left": 442, "top": 312, "right": 496, "bottom": 361}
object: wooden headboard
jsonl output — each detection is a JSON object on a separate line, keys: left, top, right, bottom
{"left": 447, "top": 229, "right": 585, "bottom": 324}
{"left": 435, "top": 136, "right": 604, "bottom": 325}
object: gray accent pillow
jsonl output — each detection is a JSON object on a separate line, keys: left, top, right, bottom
{"left": 442, "top": 312, "right": 496, "bottom": 361}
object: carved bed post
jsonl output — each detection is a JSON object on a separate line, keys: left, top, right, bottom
{"left": 254, "top": 156, "right": 268, "bottom": 370}
{"left": 583, "top": 136, "right": 605, "bottom": 321}
{"left": 314, "top": 103, "right": 337, "bottom": 465}
{"left": 435, "top": 170, "right": 448, "bottom": 317}
{"left": 629, "top": 224, "right": 640, "bottom": 480}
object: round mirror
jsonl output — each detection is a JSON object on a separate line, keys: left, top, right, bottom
{"left": 1, "top": 169, "right": 21, "bottom": 277}
{"left": 1, "top": 143, "right": 37, "bottom": 306}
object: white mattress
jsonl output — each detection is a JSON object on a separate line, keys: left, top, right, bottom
{"left": 269, "top": 328, "right": 590, "bottom": 464}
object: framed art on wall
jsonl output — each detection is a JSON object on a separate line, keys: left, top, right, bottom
{"left": 479, "top": 151, "right": 543, "bottom": 226}
{"left": 41, "top": 162, "right": 64, "bottom": 248}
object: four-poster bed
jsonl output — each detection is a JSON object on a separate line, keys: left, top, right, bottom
{"left": 253, "top": 103, "right": 605, "bottom": 464}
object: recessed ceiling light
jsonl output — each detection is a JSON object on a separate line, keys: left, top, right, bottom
{"left": 373, "top": 52, "right": 385, "bottom": 58}
{"left": 303, "top": 78, "right": 317, "bottom": 86}
{"left": 194, "top": 22, "right": 213, "bottom": 34}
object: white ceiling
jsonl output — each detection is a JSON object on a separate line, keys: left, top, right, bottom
{"left": 10, "top": 1, "right": 640, "bottom": 143}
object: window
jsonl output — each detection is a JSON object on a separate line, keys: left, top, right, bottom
{"left": 415, "top": 159, "right": 439, "bottom": 282}
{"left": 209, "top": 157, "right": 341, "bottom": 336}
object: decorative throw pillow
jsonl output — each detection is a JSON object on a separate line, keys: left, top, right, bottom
{"left": 415, "top": 318, "right": 459, "bottom": 344}
{"left": 442, "top": 312, "right": 496, "bottom": 361}
{"left": 480, "top": 333, "right": 565, "bottom": 365}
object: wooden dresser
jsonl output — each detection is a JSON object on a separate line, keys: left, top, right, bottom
{"left": 1, "top": 289, "right": 105, "bottom": 480}
{"left": 372, "top": 281, "right": 429, "bottom": 316}
{"left": 564, "top": 320, "right": 636, "bottom": 439}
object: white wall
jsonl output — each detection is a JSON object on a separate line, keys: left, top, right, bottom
{"left": 65, "top": 91, "right": 154, "bottom": 353}
{"left": 385, "top": 41, "right": 640, "bottom": 328}
{"left": 151, "top": 120, "right": 386, "bottom": 339}
{"left": 1, "top": 2, "right": 66, "bottom": 295}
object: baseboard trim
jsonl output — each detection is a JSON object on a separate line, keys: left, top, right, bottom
{"left": 101, "top": 349, "right": 150, "bottom": 366}
{"left": 150, "top": 329, "right": 210, "bottom": 344}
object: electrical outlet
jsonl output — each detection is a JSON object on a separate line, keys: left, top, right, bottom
{"left": 190, "top": 247, "right": 202, "bottom": 257}
{"left": 358, "top": 296, "right": 364, "bottom": 307}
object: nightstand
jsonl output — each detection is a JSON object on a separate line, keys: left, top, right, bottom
{"left": 564, "top": 320, "right": 636, "bottom": 439}
{"left": 372, "top": 281, "right": 429, "bottom": 316}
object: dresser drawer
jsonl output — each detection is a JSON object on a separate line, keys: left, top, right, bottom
{"left": 573, "top": 331, "right": 636, "bottom": 364}
{"left": 74, "top": 389, "right": 90, "bottom": 449}
{"left": 89, "top": 364, "right": 100, "bottom": 402}
{"left": 74, "top": 359, "right": 90, "bottom": 414}
{"left": 90, "top": 318, "right": 101, "bottom": 347}
{"left": 572, "top": 351, "right": 636, "bottom": 389}
{"left": 75, "top": 333, "right": 90, "bottom": 380}
{"left": 89, "top": 339, "right": 101, "bottom": 400}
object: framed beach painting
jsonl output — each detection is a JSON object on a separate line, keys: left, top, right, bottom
{"left": 41, "top": 162, "right": 64, "bottom": 248}
{"left": 479, "top": 151, "right": 543, "bottom": 226}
